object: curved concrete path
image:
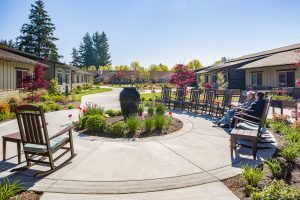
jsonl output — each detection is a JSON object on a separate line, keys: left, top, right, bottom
{"left": 0, "top": 88, "right": 277, "bottom": 199}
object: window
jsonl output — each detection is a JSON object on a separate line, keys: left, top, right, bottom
{"left": 77, "top": 75, "right": 80, "bottom": 83}
{"left": 211, "top": 74, "right": 217, "bottom": 83}
{"left": 251, "top": 72, "right": 262, "bottom": 86}
{"left": 16, "top": 69, "right": 29, "bottom": 88}
{"left": 71, "top": 75, "right": 74, "bottom": 83}
{"left": 278, "top": 71, "right": 295, "bottom": 87}
{"left": 57, "top": 72, "right": 63, "bottom": 85}
{"left": 223, "top": 72, "right": 228, "bottom": 82}
{"left": 65, "top": 74, "right": 70, "bottom": 84}
{"left": 205, "top": 75, "right": 209, "bottom": 83}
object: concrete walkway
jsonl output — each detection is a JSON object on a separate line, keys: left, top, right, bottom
{"left": 0, "top": 88, "right": 277, "bottom": 199}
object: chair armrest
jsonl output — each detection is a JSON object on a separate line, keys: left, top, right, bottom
{"left": 238, "top": 113, "right": 261, "bottom": 121}
{"left": 50, "top": 125, "right": 74, "bottom": 140}
{"left": 233, "top": 116, "right": 260, "bottom": 125}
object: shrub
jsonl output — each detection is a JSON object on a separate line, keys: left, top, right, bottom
{"left": 8, "top": 96, "right": 20, "bottom": 110}
{"left": 242, "top": 165, "right": 263, "bottom": 188}
{"left": 264, "top": 119, "right": 273, "bottom": 128}
{"left": 284, "top": 130, "right": 300, "bottom": 143}
{"left": 294, "top": 119, "right": 300, "bottom": 130}
{"left": 156, "top": 104, "right": 166, "bottom": 115}
{"left": 138, "top": 105, "right": 144, "bottom": 116}
{"left": 144, "top": 117, "right": 155, "bottom": 132}
{"left": 68, "top": 104, "right": 75, "bottom": 109}
{"left": 141, "top": 97, "right": 145, "bottom": 102}
{"left": 250, "top": 180, "right": 300, "bottom": 200}
{"left": 147, "top": 106, "right": 154, "bottom": 116}
{"left": 107, "top": 121, "right": 127, "bottom": 137}
{"left": 154, "top": 114, "right": 166, "bottom": 130}
{"left": 126, "top": 115, "right": 140, "bottom": 133}
{"left": 48, "top": 78, "right": 60, "bottom": 95}
{"left": 0, "top": 102, "right": 10, "bottom": 115}
{"left": 272, "top": 113, "right": 289, "bottom": 124}
{"left": 83, "top": 104, "right": 104, "bottom": 116}
{"left": 78, "top": 115, "right": 89, "bottom": 129}
{"left": 266, "top": 158, "right": 282, "bottom": 178}
{"left": 105, "top": 109, "right": 122, "bottom": 117}
{"left": 272, "top": 121, "right": 287, "bottom": 133}
{"left": 280, "top": 144, "right": 299, "bottom": 163}
{"left": 0, "top": 178, "right": 21, "bottom": 200}
{"left": 85, "top": 115, "right": 106, "bottom": 132}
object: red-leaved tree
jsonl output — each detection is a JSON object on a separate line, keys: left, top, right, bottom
{"left": 21, "top": 63, "right": 48, "bottom": 102}
{"left": 112, "top": 71, "right": 128, "bottom": 85}
{"left": 170, "top": 64, "right": 195, "bottom": 88}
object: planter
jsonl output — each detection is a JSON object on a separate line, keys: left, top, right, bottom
{"left": 119, "top": 87, "right": 140, "bottom": 118}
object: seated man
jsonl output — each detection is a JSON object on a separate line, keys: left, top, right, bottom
{"left": 230, "top": 91, "right": 266, "bottom": 128}
{"left": 213, "top": 91, "right": 255, "bottom": 128}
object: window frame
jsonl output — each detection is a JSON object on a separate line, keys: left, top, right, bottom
{"left": 278, "top": 70, "right": 295, "bottom": 87}
{"left": 16, "top": 68, "right": 29, "bottom": 89}
{"left": 251, "top": 72, "right": 263, "bottom": 86}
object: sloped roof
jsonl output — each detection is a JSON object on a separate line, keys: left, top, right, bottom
{"left": 239, "top": 50, "right": 300, "bottom": 69}
{"left": 0, "top": 49, "right": 45, "bottom": 66}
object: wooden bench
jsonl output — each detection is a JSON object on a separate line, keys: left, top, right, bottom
{"left": 2, "top": 132, "right": 22, "bottom": 164}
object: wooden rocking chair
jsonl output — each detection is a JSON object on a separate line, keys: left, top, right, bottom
{"left": 13, "top": 105, "right": 76, "bottom": 177}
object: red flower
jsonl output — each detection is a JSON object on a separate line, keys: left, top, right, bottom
{"left": 94, "top": 104, "right": 97, "bottom": 107}
{"left": 169, "top": 111, "right": 173, "bottom": 116}
{"left": 274, "top": 89, "right": 279, "bottom": 95}
{"left": 77, "top": 106, "right": 82, "bottom": 110}
{"left": 82, "top": 109, "right": 86, "bottom": 113}
{"left": 68, "top": 114, "right": 72, "bottom": 118}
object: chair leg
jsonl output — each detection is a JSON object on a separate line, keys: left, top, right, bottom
{"left": 2, "top": 139, "right": 6, "bottom": 161}
{"left": 17, "top": 142, "right": 21, "bottom": 164}
{"left": 230, "top": 135, "right": 237, "bottom": 157}
{"left": 48, "top": 152, "right": 55, "bottom": 170}
{"left": 69, "top": 130, "right": 75, "bottom": 157}
{"left": 252, "top": 139, "right": 258, "bottom": 160}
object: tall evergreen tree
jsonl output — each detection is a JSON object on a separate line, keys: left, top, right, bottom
{"left": 70, "top": 47, "right": 82, "bottom": 66}
{"left": 92, "top": 31, "right": 111, "bottom": 69}
{"left": 79, "top": 33, "right": 94, "bottom": 67}
{"left": 0, "top": 39, "right": 17, "bottom": 48}
{"left": 16, "top": 0, "right": 61, "bottom": 61}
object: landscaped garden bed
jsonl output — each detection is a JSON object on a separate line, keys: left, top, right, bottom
{"left": 222, "top": 114, "right": 300, "bottom": 200}
{"left": 74, "top": 103, "right": 183, "bottom": 139}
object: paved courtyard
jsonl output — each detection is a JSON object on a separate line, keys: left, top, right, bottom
{"left": 0, "top": 88, "right": 277, "bottom": 199}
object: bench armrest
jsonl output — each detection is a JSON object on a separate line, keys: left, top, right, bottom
{"left": 50, "top": 125, "right": 74, "bottom": 140}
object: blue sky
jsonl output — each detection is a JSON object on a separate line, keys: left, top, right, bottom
{"left": 0, "top": 0, "right": 299, "bottom": 68}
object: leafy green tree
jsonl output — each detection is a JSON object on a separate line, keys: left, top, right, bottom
{"left": 0, "top": 39, "right": 17, "bottom": 48}
{"left": 216, "top": 72, "right": 228, "bottom": 89}
{"left": 187, "top": 59, "right": 203, "bottom": 70}
{"left": 70, "top": 47, "right": 82, "bottom": 66}
{"left": 130, "top": 61, "right": 142, "bottom": 71}
{"left": 92, "top": 31, "right": 111, "bottom": 69}
{"left": 158, "top": 63, "right": 169, "bottom": 71}
{"left": 100, "top": 65, "right": 112, "bottom": 71}
{"left": 115, "top": 65, "right": 130, "bottom": 71}
{"left": 17, "top": 0, "right": 61, "bottom": 61}
{"left": 148, "top": 64, "right": 168, "bottom": 72}
{"left": 79, "top": 33, "right": 94, "bottom": 67}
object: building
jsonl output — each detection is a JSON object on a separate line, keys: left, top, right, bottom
{"left": 0, "top": 45, "right": 93, "bottom": 94}
{"left": 197, "top": 43, "right": 300, "bottom": 90}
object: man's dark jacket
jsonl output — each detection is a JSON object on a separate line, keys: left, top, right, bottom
{"left": 246, "top": 98, "right": 266, "bottom": 118}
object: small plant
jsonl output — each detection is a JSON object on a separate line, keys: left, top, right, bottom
{"left": 264, "top": 119, "right": 273, "bottom": 128}
{"left": 141, "top": 97, "right": 145, "bottom": 102}
{"left": 280, "top": 144, "right": 299, "bottom": 163}
{"left": 107, "top": 121, "right": 127, "bottom": 137}
{"left": 68, "top": 104, "right": 76, "bottom": 109}
{"left": 272, "top": 113, "right": 289, "bottom": 124}
{"left": 138, "top": 105, "right": 144, "bottom": 116}
{"left": 154, "top": 114, "right": 166, "bottom": 130}
{"left": 147, "top": 106, "right": 154, "bottom": 116}
{"left": 272, "top": 121, "right": 287, "bottom": 133}
{"left": 83, "top": 103, "right": 104, "bottom": 116}
{"left": 144, "top": 117, "right": 155, "bottom": 132}
{"left": 105, "top": 109, "right": 122, "bottom": 117}
{"left": 0, "top": 178, "right": 22, "bottom": 200}
{"left": 271, "top": 94, "right": 294, "bottom": 101}
{"left": 250, "top": 180, "right": 300, "bottom": 200}
{"left": 242, "top": 165, "right": 264, "bottom": 188}
{"left": 155, "top": 104, "right": 166, "bottom": 115}
{"left": 126, "top": 115, "right": 140, "bottom": 133}
{"left": 266, "top": 158, "right": 282, "bottom": 178}
{"left": 48, "top": 78, "right": 60, "bottom": 95}
{"left": 284, "top": 130, "right": 300, "bottom": 143}
{"left": 85, "top": 115, "right": 106, "bottom": 132}
{"left": 0, "top": 102, "right": 10, "bottom": 115}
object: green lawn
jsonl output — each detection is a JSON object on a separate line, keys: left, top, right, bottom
{"left": 140, "top": 92, "right": 161, "bottom": 101}
{"left": 70, "top": 87, "right": 112, "bottom": 101}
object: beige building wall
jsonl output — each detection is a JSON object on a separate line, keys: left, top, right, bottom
{"left": 0, "top": 60, "right": 34, "bottom": 91}
{"left": 245, "top": 64, "right": 300, "bottom": 88}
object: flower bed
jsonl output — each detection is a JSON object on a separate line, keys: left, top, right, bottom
{"left": 75, "top": 103, "right": 183, "bottom": 138}
{"left": 222, "top": 115, "right": 300, "bottom": 199}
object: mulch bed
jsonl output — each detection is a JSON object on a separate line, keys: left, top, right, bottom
{"left": 82, "top": 116, "right": 183, "bottom": 139}
{"left": 222, "top": 130, "right": 300, "bottom": 199}
{"left": 10, "top": 191, "right": 42, "bottom": 200}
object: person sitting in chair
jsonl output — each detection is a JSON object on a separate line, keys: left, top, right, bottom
{"left": 230, "top": 91, "right": 266, "bottom": 128}
{"left": 213, "top": 91, "right": 255, "bottom": 128}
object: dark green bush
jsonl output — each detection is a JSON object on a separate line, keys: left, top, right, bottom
{"left": 147, "top": 106, "right": 154, "bottom": 116}
{"left": 138, "top": 105, "right": 144, "bottom": 116}
{"left": 85, "top": 115, "right": 106, "bottom": 132}
{"left": 68, "top": 104, "right": 76, "bottom": 109}
{"left": 107, "top": 121, "right": 127, "bottom": 137}
{"left": 84, "top": 106, "right": 104, "bottom": 116}
{"left": 280, "top": 144, "right": 299, "bottom": 163}
{"left": 155, "top": 104, "right": 166, "bottom": 115}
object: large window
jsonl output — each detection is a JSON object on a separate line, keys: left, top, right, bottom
{"left": 65, "top": 74, "right": 70, "bottom": 84}
{"left": 77, "top": 75, "right": 80, "bottom": 83}
{"left": 211, "top": 74, "right": 217, "bottom": 83}
{"left": 278, "top": 71, "right": 295, "bottom": 87}
{"left": 251, "top": 72, "right": 262, "bottom": 86}
{"left": 57, "top": 72, "right": 63, "bottom": 85}
{"left": 16, "top": 69, "right": 29, "bottom": 88}
{"left": 205, "top": 75, "right": 209, "bottom": 83}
